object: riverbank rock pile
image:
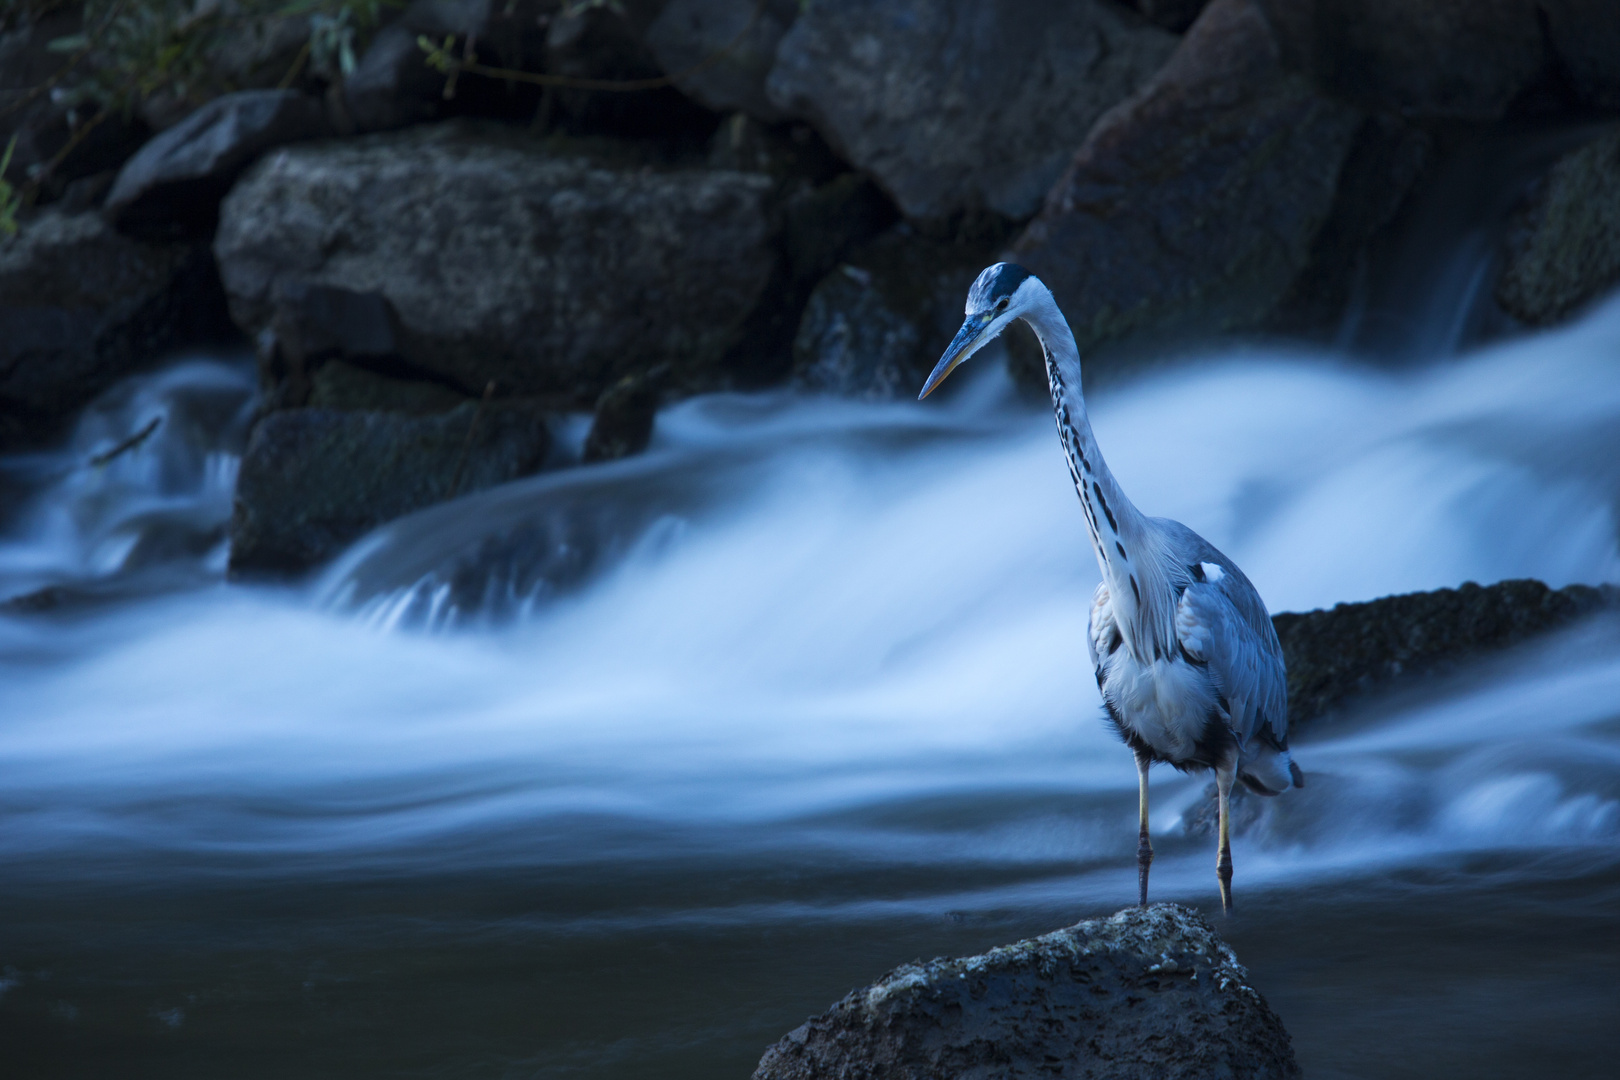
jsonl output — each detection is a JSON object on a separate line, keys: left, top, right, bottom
{"left": 3, "top": 0, "right": 1620, "bottom": 571}
{"left": 753, "top": 903, "right": 1300, "bottom": 1080}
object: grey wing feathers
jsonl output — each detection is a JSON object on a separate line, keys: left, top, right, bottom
{"left": 1087, "top": 581, "right": 1115, "bottom": 678}
{"left": 1151, "top": 516, "right": 1288, "bottom": 748}
{"left": 1175, "top": 575, "right": 1289, "bottom": 748}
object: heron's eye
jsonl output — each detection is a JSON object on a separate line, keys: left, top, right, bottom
{"left": 995, "top": 297, "right": 1009, "bottom": 314}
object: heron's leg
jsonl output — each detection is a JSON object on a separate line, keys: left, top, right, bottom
{"left": 1215, "top": 760, "right": 1236, "bottom": 914}
{"left": 1135, "top": 749, "right": 1153, "bottom": 907}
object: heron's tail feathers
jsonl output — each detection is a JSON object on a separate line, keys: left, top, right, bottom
{"left": 1237, "top": 743, "right": 1300, "bottom": 796}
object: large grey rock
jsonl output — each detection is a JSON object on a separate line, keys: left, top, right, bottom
{"left": 765, "top": 0, "right": 1177, "bottom": 221}
{"left": 229, "top": 404, "right": 551, "bottom": 574}
{"left": 214, "top": 122, "right": 779, "bottom": 404}
{"left": 1256, "top": 0, "right": 1544, "bottom": 120}
{"left": 1273, "top": 578, "right": 1620, "bottom": 731}
{"left": 1012, "top": 0, "right": 1362, "bottom": 359}
{"left": 645, "top": 0, "right": 800, "bottom": 122}
{"left": 105, "top": 89, "right": 332, "bottom": 239}
{"left": 1496, "top": 128, "right": 1620, "bottom": 327}
{"left": 0, "top": 210, "right": 231, "bottom": 450}
{"left": 753, "top": 904, "right": 1300, "bottom": 1080}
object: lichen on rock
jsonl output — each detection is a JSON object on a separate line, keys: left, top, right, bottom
{"left": 1496, "top": 128, "right": 1620, "bottom": 327}
{"left": 753, "top": 903, "right": 1300, "bottom": 1080}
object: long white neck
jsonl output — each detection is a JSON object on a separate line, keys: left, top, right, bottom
{"left": 1019, "top": 286, "right": 1175, "bottom": 664}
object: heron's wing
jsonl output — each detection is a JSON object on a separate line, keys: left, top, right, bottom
{"left": 1175, "top": 579, "right": 1289, "bottom": 748}
{"left": 1087, "top": 580, "right": 1117, "bottom": 683}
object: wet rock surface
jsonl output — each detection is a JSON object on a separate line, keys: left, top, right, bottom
{"left": 583, "top": 368, "right": 663, "bottom": 463}
{"left": 1256, "top": 0, "right": 1544, "bottom": 120}
{"left": 1013, "top": 0, "right": 1362, "bottom": 360}
{"left": 214, "top": 122, "right": 779, "bottom": 404}
{"left": 1273, "top": 578, "right": 1620, "bottom": 730}
{"left": 229, "top": 402, "right": 551, "bottom": 575}
{"left": 0, "top": 210, "right": 232, "bottom": 451}
{"left": 1496, "top": 127, "right": 1620, "bottom": 327}
{"left": 105, "top": 89, "right": 333, "bottom": 240}
{"left": 646, "top": 0, "right": 800, "bottom": 122}
{"left": 752, "top": 903, "right": 1300, "bottom": 1080}
{"left": 793, "top": 227, "right": 1006, "bottom": 400}
{"left": 766, "top": 0, "right": 1176, "bottom": 221}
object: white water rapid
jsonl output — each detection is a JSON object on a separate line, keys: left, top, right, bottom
{"left": 2, "top": 296, "right": 1619, "bottom": 1080}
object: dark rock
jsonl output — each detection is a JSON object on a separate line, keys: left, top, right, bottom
{"left": 1130, "top": 0, "right": 1212, "bottom": 33}
{"left": 583, "top": 368, "right": 662, "bottom": 462}
{"left": 1541, "top": 0, "right": 1620, "bottom": 111}
{"left": 105, "top": 89, "right": 332, "bottom": 240}
{"left": 342, "top": 0, "right": 554, "bottom": 133}
{"left": 1496, "top": 127, "right": 1620, "bottom": 327}
{"left": 780, "top": 172, "right": 897, "bottom": 287}
{"left": 58, "top": 169, "right": 118, "bottom": 213}
{"left": 765, "top": 0, "right": 1176, "bottom": 221}
{"left": 0, "top": 209, "right": 233, "bottom": 450}
{"left": 1255, "top": 0, "right": 1543, "bottom": 120}
{"left": 308, "top": 359, "right": 469, "bottom": 414}
{"left": 707, "top": 113, "right": 842, "bottom": 187}
{"left": 1012, "top": 0, "right": 1363, "bottom": 361}
{"left": 135, "top": 6, "right": 315, "bottom": 132}
{"left": 1269, "top": 112, "right": 1434, "bottom": 335}
{"left": 792, "top": 228, "right": 998, "bottom": 401}
{"left": 753, "top": 904, "right": 1300, "bottom": 1080}
{"left": 645, "top": 0, "right": 800, "bottom": 122}
{"left": 1272, "top": 578, "right": 1620, "bottom": 731}
{"left": 257, "top": 281, "right": 409, "bottom": 409}
{"left": 229, "top": 403, "right": 550, "bottom": 574}
{"left": 214, "top": 122, "right": 779, "bottom": 405}
{"left": 197, "top": 6, "right": 313, "bottom": 94}
{"left": 538, "top": 0, "right": 720, "bottom": 142}
{"left": 0, "top": 7, "right": 151, "bottom": 201}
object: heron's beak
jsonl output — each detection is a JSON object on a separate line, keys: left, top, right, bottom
{"left": 918, "top": 316, "right": 992, "bottom": 400}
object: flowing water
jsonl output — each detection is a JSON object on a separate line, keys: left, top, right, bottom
{"left": 4, "top": 289, "right": 1620, "bottom": 1077}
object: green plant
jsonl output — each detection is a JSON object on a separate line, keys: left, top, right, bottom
{"left": 0, "top": 133, "right": 20, "bottom": 237}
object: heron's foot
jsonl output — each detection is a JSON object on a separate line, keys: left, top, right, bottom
{"left": 1216, "top": 849, "right": 1233, "bottom": 914}
{"left": 1137, "top": 832, "right": 1154, "bottom": 907}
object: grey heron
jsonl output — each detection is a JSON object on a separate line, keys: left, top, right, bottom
{"left": 919, "top": 263, "right": 1302, "bottom": 913}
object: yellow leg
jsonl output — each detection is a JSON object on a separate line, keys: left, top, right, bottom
{"left": 1216, "top": 761, "right": 1235, "bottom": 914}
{"left": 1135, "top": 750, "right": 1153, "bottom": 907}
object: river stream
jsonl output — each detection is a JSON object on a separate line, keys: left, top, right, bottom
{"left": 3, "top": 293, "right": 1620, "bottom": 1077}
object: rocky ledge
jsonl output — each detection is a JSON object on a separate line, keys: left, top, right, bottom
{"left": 753, "top": 903, "right": 1299, "bottom": 1080}
{"left": 1274, "top": 577, "right": 1620, "bottom": 731}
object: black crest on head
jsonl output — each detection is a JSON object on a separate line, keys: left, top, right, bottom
{"left": 967, "top": 262, "right": 1033, "bottom": 311}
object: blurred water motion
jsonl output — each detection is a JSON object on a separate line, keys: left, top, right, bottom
{"left": 3, "top": 303, "right": 1620, "bottom": 1077}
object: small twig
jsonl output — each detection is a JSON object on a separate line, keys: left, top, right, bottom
{"left": 21, "top": 106, "right": 107, "bottom": 202}
{"left": 277, "top": 38, "right": 314, "bottom": 90}
{"left": 0, "top": 0, "right": 131, "bottom": 124}
{"left": 421, "top": 0, "right": 768, "bottom": 95}
{"left": 87, "top": 415, "right": 161, "bottom": 467}
{"left": 449, "top": 380, "right": 495, "bottom": 497}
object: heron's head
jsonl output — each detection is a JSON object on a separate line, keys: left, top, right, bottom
{"left": 918, "top": 262, "right": 1042, "bottom": 399}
